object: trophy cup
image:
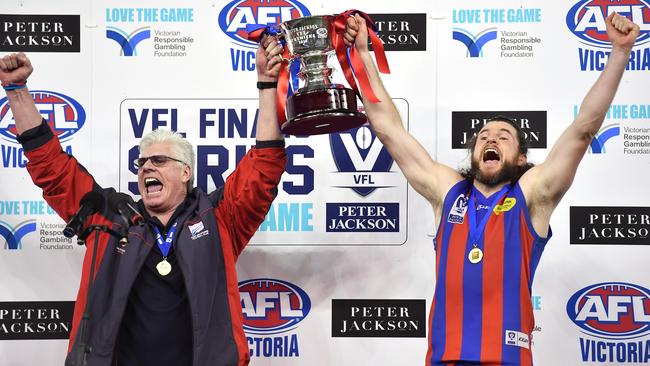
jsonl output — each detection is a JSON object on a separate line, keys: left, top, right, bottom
{"left": 278, "top": 15, "right": 367, "bottom": 136}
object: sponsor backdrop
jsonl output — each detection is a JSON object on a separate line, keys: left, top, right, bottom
{"left": 0, "top": 0, "right": 648, "bottom": 365}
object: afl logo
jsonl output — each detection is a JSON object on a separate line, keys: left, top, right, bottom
{"left": 239, "top": 278, "right": 311, "bottom": 335}
{"left": 567, "top": 282, "right": 650, "bottom": 339}
{"left": 566, "top": 0, "right": 650, "bottom": 48}
{"left": 218, "top": 0, "right": 311, "bottom": 49}
{"left": 0, "top": 90, "right": 86, "bottom": 144}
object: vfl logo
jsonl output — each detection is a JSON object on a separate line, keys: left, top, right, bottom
{"left": 567, "top": 282, "right": 650, "bottom": 339}
{"left": 589, "top": 123, "right": 620, "bottom": 153}
{"left": 447, "top": 193, "right": 468, "bottom": 224}
{"left": 566, "top": 0, "right": 650, "bottom": 48}
{"left": 239, "top": 278, "right": 311, "bottom": 335}
{"left": 0, "top": 90, "right": 86, "bottom": 144}
{"left": 452, "top": 27, "right": 497, "bottom": 57}
{"left": 0, "top": 220, "right": 37, "bottom": 250}
{"left": 106, "top": 26, "right": 151, "bottom": 56}
{"left": 218, "top": 0, "right": 310, "bottom": 49}
{"left": 330, "top": 125, "right": 395, "bottom": 197}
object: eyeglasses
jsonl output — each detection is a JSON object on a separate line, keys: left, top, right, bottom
{"left": 134, "top": 155, "right": 186, "bottom": 169}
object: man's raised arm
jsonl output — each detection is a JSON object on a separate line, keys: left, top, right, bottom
{"left": 0, "top": 53, "right": 41, "bottom": 133}
{"left": 522, "top": 13, "right": 639, "bottom": 212}
{"left": 344, "top": 15, "right": 461, "bottom": 209}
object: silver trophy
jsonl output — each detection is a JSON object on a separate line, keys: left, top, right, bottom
{"left": 278, "top": 15, "right": 367, "bottom": 135}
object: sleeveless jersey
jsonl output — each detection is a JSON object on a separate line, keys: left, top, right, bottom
{"left": 426, "top": 180, "right": 551, "bottom": 365}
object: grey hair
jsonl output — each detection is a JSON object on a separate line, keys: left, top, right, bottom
{"left": 139, "top": 129, "right": 195, "bottom": 192}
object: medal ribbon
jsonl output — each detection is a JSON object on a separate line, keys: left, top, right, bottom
{"left": 152, "top": 221, "right": 178, "bottom": 258}
{"left": 466, "top": 185, "right": 511, "bottom": 247}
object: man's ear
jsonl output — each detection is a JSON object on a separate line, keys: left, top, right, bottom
{"left": 518, "top": 153, "right": 527, "bottom": 166}
{"left": 181, "top": 165, "right": 191, "bottom": 183}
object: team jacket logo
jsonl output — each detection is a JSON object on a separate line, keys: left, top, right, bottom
{"left": 329, "top": 125, "right": 395, "bottom": 197}
{"left": 188, "top": 220, "right": 208, "bottom": 240}
{"left": 239, "top": 278, "right": 311, "bottom": 335}
{"left": 0, "top": 90, "right": 86, "bottom": 144}
{"left": 567, "top": 282, "right": 650, "bottom": 339}
{"left": 218, "top": 0, "right": 310, "bottom": 49}
{"left": 0, "top": 220, "right": 36, "bottom": 250}
{"left": 106, "top": 26, "right": 151, "bottom": 56}
{"left": 566, "top": 0, "right": 650, "bottom": 48}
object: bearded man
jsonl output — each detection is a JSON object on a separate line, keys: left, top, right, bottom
{"left": 344, "top": 11, "right": 639, "bottom": 365}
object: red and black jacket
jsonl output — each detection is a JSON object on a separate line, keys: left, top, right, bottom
{"left": 19, "top": 121, "right": 286, "bottom": 366}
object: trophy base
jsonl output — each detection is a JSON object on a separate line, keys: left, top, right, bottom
{"left": 282, "top": 87, "right": 367, "bottom": 136}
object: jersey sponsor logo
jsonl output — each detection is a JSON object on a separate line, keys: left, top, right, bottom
{"left": 567, "top": 282, "right": 650, "bottom": 339}
{"left": 218, "top": 0, "right": 310, "bottom": 49}
{"left": 493, "top": 197, "right": 516, "bottom": 215}
{"left": 505, "top": 329, "right": 531, "bottom": 349}
{"left": 448, "top": 193, "right": 468, "bottom": 224}
{"left": 0, "top": 90, "right": 86, "bottom": 144}
{"left": 566, "top": 0, "right": 650, "bottom": 48}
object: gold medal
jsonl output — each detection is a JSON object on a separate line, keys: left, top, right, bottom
{"left": 156, "top": 259, "right": 172, "bottom": 276}
{"left": 468, "top": 247, "right": 483, "bottom": 264}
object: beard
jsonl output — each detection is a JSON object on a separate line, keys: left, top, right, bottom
{"left": 468, "top": 157, "right": 521, "bottom": 187}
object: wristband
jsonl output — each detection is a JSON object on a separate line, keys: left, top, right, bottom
{"left": 2, "top": 82, "right": 27, "bottom": 91}
{"left": 257, "top": 81, "right": 278, "bottom": 89}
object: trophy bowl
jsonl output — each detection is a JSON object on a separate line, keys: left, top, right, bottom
{"left": 279, "top": 15, "right": 367, "bottom": 135}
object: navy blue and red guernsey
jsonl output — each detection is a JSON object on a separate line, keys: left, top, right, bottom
{"left": 18, "top": 121, "right": 286, "bottom": 366}
{"left": 426, "top": 179, "right": 551, "bottom": 366}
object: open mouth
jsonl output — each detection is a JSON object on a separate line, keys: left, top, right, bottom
{"left": 483, "top": 148, "right": 500, "bottom": 163}
{"left": 144, "top": 177, "right": 163, "bottom": 194}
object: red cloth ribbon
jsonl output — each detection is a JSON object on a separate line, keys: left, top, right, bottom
{"left": 332, "top": 10, "right": 391, "bottom": 103}
{"left": 245, "top": 10, "right": 390, "bottom": 128}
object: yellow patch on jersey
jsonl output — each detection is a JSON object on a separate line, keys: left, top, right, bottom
{"left": 493, "top": 197, "right": 517, "bottom": 215}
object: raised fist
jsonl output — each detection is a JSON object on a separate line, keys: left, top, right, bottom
{"left": 0, "top": 52, "right": 33, "bottom": 86}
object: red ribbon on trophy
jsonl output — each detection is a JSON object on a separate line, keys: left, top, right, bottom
{"left": 332, "top": 9, "right": 391, "bottom": 104}
{"left": 246, "top": 10, "right": 391, "bottom": 135}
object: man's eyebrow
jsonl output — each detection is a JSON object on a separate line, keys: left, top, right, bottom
{"left": 499, "top": 128, "right": 515, "bottom": 136}
{"left": 477, "top": 127, "right": 515, "bottom": 136}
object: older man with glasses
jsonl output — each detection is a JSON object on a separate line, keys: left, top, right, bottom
{"left": 0, "top": 35, "right": 285, "bottom": 366}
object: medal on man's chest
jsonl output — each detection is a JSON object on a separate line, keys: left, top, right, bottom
{"left": 468, "top": 246, "right": 483, "bottom": 264}
{"left": 156, "top": 259, "right": 172, "bottom": 276}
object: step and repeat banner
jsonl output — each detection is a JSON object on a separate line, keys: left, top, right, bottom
{"left": 0, "top": 0, "right": 649, "bottom": 365}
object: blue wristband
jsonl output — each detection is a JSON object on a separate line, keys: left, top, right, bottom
{"left": 3, "top": 83, "right": 27, "bottom": 91}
